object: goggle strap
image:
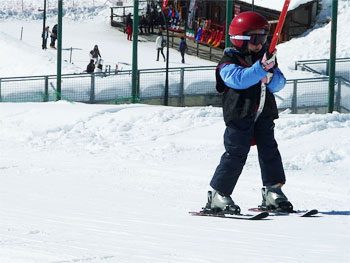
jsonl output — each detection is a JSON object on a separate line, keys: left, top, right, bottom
{"left": 230, "top": 35, "right": 251, "bottom": 40}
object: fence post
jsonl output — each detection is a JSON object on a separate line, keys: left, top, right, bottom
{"left": 335, "top": 77, "right": 341, "bottom": 112}
{"left": 179, "top": 68, "right": 185, "bottom": 106}
{"left": 0, "top": 79, "right": 2, "bottom": 102}
{"left": 90, "top": 73, "right": 95, "bottom": 103}
{"left": 171, "top": 31, "right": 174, "bottom": 48}
{"left": 44, "top": 76, "right": 49, "bottom": 102}
{"left": 209, "top": 46, "right": 212, "bottom": 60}
{"left": 292, "top": 80, "right": 297, "bottom": 114}
{"left": 137, "top": 70, "right": 140, "bottom": 102}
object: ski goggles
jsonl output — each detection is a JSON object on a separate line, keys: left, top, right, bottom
{"left": 230, "top": 34, "right": 268, "bottom": 45}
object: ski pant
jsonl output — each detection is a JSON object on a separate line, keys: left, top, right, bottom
{"left": 210, "top": 116, "right": 285, "bottom": 196}
{"left": 157, "top": 48, "right": 165, "bottom": 61}
{"left": 42, "top": 38, "right": 48, "bottom": 50}
{"left": 180, "top": 51, "right": 185, "bottom": 63}
{"left": 50, "top": 36, "right": 56, "bottom": 47}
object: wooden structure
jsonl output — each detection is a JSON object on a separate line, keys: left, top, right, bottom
{"left": 197, "top": 0, "right": 320, "bottom": 43}
{"left": 110, "top": 5, "right": 134, "bottom": 27}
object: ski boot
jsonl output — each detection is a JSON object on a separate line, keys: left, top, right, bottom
{"left": 260, "top": 183, "right": 293, "bottom": 212}
{"left": 205, "top": 190, "right": 241, "bottom": 215}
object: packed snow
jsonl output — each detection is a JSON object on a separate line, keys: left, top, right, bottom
{"left": 0, "top": 1, "right": 349, "bottom": 263}
{"left": 0, "top": 102, "right": 349, "bottom": 263}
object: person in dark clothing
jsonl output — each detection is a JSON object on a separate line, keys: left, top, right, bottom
{"left": 50, "top": 24, "right": 57, "bottom": 48}
{"left": 86, "top": 60, "right": 95, "bottom": 73}
{"left": 178, "top": 36, "right": 188, "bottom": 63}
{"left": 125, "top": 13, "right": 132, "bottom": 34}
{"left": 207, "top": 11, "right": 293, "bottom": 215}
{"left": 126, "top": 13, "right": 132, "bottom": 27}
{"left": 42, "top": 26, "right": 50, "bottom": 50}
{"left": 139, "top": 15, "right": 148, "bottom": 34}
{"left": 148, "top": 11, "right": 155, "bottom": 34}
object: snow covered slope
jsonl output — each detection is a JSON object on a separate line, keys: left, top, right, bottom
{"left": 0, "top": 102, "right": 349, "bottom": 262}
{"left": 0, "top": 1, "right": 349, "bottom": 262}
{"left": 239, "top": 0, "right": 315, "bottom": 11}
{"left": 1, "top": 0, "right": 350, "bottom": 78}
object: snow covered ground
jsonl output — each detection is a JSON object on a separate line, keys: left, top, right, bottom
{"left": 0, "top": 1, "right": 350, "bottom": 262}
{"left": 0, "top": 102, "right": 349, "bottom": 263}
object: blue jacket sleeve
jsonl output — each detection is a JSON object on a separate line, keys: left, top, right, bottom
{"left": 219, "top": 60, "right": 267, "bottom": 90}
{"left": 266, "top": 68, "right": 286, "bottom": 93}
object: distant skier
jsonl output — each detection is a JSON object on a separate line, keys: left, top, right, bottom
{"left": 155, "top": 31, "right": 165, "bottom": 61}
{"left": 50, "top": 24, "right": 57, "bottom": 49}
{"left": 90, "top": 45, "right": 101, "bottom": 64}
{"left": 178, "top": 36, "right": 188, "bottom": 63}
{"left": 207, "top": 12, "right": 292, "bottom": 214}
{"left": 125, "top": 13, "right": 133, "bottom": 41}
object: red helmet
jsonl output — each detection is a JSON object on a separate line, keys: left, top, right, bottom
{"left": 229, "top": 11, "right": 270, "bottom": 48}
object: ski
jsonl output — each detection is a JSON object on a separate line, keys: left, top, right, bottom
{"left": 190, "top": 191, "right": 269, "bottom": 220}
{"left": 189, "top": 210, "right": 269, "bottom": 220}
{"left": 248, "top": 208, "right": 318, "bottom": 217}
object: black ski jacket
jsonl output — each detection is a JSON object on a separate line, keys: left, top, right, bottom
{"left": 216, "top": 47, "right": 279, "bottom": 125}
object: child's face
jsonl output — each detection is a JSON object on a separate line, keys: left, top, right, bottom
{"left": 248, "top": 42, "right": 263, "bottom": 53}
{"left": 246, "top": 29, "right": 267, "bottom": 53}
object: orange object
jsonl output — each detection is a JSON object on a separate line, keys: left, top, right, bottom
{"left": 207, "top": 30, "right": 217, "bottom": 44}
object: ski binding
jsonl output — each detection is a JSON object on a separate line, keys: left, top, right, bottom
{"left": 190, "top": 191, "right": 269, "bottom": 220}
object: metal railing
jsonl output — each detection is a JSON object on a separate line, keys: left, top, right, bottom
{"left": 295, "top": 58, "right": 350, "bottom": 85}
{"left": 279, "top": 77, "right": 349, "bottom": 113}
{"left": 1, "top": 66, "right": 350, "bottom": 113}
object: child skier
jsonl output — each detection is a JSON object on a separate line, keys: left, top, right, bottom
{"left": 208, "top": 11, "right": 293, "bottom": 214}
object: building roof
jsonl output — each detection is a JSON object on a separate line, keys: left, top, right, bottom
{"left": 238, "top": 0, "right": 315, "bottom": 12}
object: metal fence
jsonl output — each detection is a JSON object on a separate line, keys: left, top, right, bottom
{"left": 279, "top": 77, "right": 349, "bottom": 113}
{"left": 1, "top": 66, "right": 350, "bottom": 113}
{"left": 295, "top": 58, "right": 350, "bottom": 84}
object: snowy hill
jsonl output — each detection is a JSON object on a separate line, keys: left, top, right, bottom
{"left": 1, "top": 0, "right": 350, "bottom": 78}
{"left": 0, "top": 0, "right": 109, "bottom": 19}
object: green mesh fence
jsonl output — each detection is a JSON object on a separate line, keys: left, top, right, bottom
{"left": 183, "top": 67, "right": 216, "bottom": 95}
{"left": 295, "top": 58, "right": 350, "bottom": 84}
{"left": 278, "top": 78, "right": 337, "bottom": 114}
{"left": 0, "top": 76, "right": 50, "bottom": 102}
{"left": 0, "top": 66, "right": 349, "bottom": 113}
